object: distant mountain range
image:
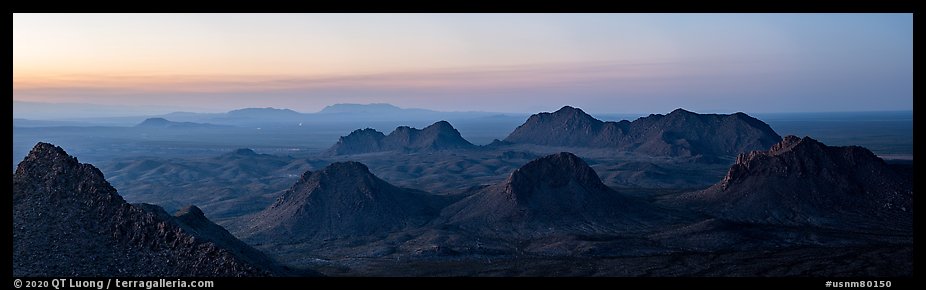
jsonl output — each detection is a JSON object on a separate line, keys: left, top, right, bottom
{"left": 326, "top": 106, "right": 781, "bottom": 158}
{"left": 136, "top": 103, "right": 512, "bottom": 126}
{"left": 326, "top": 121, "right": 476, "bottom": 155}
{"left": 318, "top": 103, "right": 429, "bottom": 115}
{"left": 504, "top": 106, "right": 782, "bottom": 157}
{"left": 14, "top": 102, "right": 519, "bottom": 127}
{"left": 12, "top": 143, "right": 307, "bottom": 276}
{"left": 135, "top": 117, "right": 228, "bottom": 128}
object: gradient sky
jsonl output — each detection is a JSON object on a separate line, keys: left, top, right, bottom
{"left": 13, "top": 13, "right": 912, "bottom": 114}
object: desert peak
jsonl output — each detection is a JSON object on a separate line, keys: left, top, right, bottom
{"left": 320, "top": 161, "right": 372, "bottom": 176}
{"left": 506, "top": 152, "right": 606, "bottom": 198}
{"left": 552, "top": 105, "right": 590, "bottom": 116}
{"left": 668, "top": 108, "right": 695, "bottom": 115}
{"left": 174, "top": 205, "right": 205, "bottom": 218}
{"left": 769, "top": 135, "right": 803, "bottom": 154}
{"left": 427, "top": 120, "right": 453, "bottom": 128}
{"left": 19, "top": 142, "right": 82, "bottom": 173}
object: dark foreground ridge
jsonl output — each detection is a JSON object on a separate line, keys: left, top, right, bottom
{"left": 12, "top": 142, "right": 309, "bottom": 277}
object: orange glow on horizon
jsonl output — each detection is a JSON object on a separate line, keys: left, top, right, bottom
{"left": 14, "top": 60, "right": 725, "bottom": 97}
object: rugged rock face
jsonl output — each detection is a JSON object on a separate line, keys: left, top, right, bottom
{"left": 443, "top": 152, "right": 662, "bottom": 235}
{"left": 504, "top": 106, "right": 781, "bottom": 157}
{"left": 245, "top": 161, "right": 448, "bottom": 242}
{"left": 326, "top": 128, "right": 387, "bottom": 155}
{"left": 169, "top": 205, "right": 282, "bottom": 272}
{"left": 326, "top": 121, "right": 475, "bottom": 155}
{"left": 12, "top": 142, "right": 280, "bottom": 277}
{"left": 678, "top": 136, "right": 913, "bottom": 231}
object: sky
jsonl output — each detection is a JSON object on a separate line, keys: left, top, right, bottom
{"left": 13, "top": 13, "right": 912, "bottom": 115}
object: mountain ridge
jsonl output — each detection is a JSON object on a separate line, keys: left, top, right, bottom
{"left": 136, "top": 117, "right": 225, "bottom": 128}
{"left": 504, "top": 106, "right": 782, "bottom": 157}
{"left": 676, "top": 135, "right": 913, "bottom": 231}
{"left": 326, "top": 120, "right": 476, "bottom": 155}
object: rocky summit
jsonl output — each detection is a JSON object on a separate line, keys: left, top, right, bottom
{"left": 12, "top": 142, "right": 282, "bottom": 277}
{"left": 678, "top": 135, "right": 913, "bottom": 231}
{"left": 244, "top": 161, "right": 449, "bottom": 242}
{"left": 443, "top": 152, "right": 665, "bottom": 236}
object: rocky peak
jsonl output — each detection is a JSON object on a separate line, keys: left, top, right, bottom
{"left": 425, "top": 120, "right": 454, "bottom": 130}
{"left": 503, "top": 106, "right": 609, "bottom": 147}
{"left": 722, "top": 134, "right": 900, "bottom": 193}
{"left": 14, "top": 142, "right": 116, "bottom": 203}
{"left": 550, "top": 106, "right": 598, "bottom": 122}
{"left": 417, "top": 121, "right": 472, "bottom": 145}
{"left": 326, "top": 128, "right": 387, "bottom": 155}
{"left": 687, "top": 135, "right": 912, "bottom": 231}
{"left": 732, "top": 135, "right": 826, "bottom": 166}
{"left": 393, "top": 126, "right": 414, "bottom": 133}
{"left": 18, "top": 142, "right": 77, "bottom": 169}
{"left": 319, "top": 162, "right": 379, "bottom": 192}
{"left": 504, "top": 152, "right": 608, "bottom": 200}
{"left": 316, "top": 161, "right": 374, "bottom": 179}
{"left": 442, "top": 151, "right": 664, "bottom": 235}
{"left": 174, "top": 205, "right": 206, "bottom": 219}
{"left": 351, "top": 128, "right": 385, "bottom": 136}
{"left": 554, "top": 105, "right": 583, "bottom": 115}
{"left": 769, "top": 135, "right": 806, "bottom": 155}
{"left": 667, "top": 108, "right": 695, "bottom": 115}
{"left": 13, "top": 142, "right": 281, "bottom": 276}
{"left": 327, "top": 121, "right": 474, "bottom": 155}
{"left": 338, "top": 128, "right": 387, "bottom": 142}
{"left": 247, "top": 160, "right": 446, "bottom": 242}
{"left": 278, "top": 161, "right": 379, "bottom": 204}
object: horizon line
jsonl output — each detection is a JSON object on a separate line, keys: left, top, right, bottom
{"left": 12, "top": 100, "right": 914, "bottom": 121}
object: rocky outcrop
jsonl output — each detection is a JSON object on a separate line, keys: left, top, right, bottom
{"left": 326, "top": 128, "right": 387, "bottom": 155}
{"left": 678, "top": 136, "right": 913, "bottom": 231}
{"left": 13, "top": 142, "right": 285, "bottom": 277}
